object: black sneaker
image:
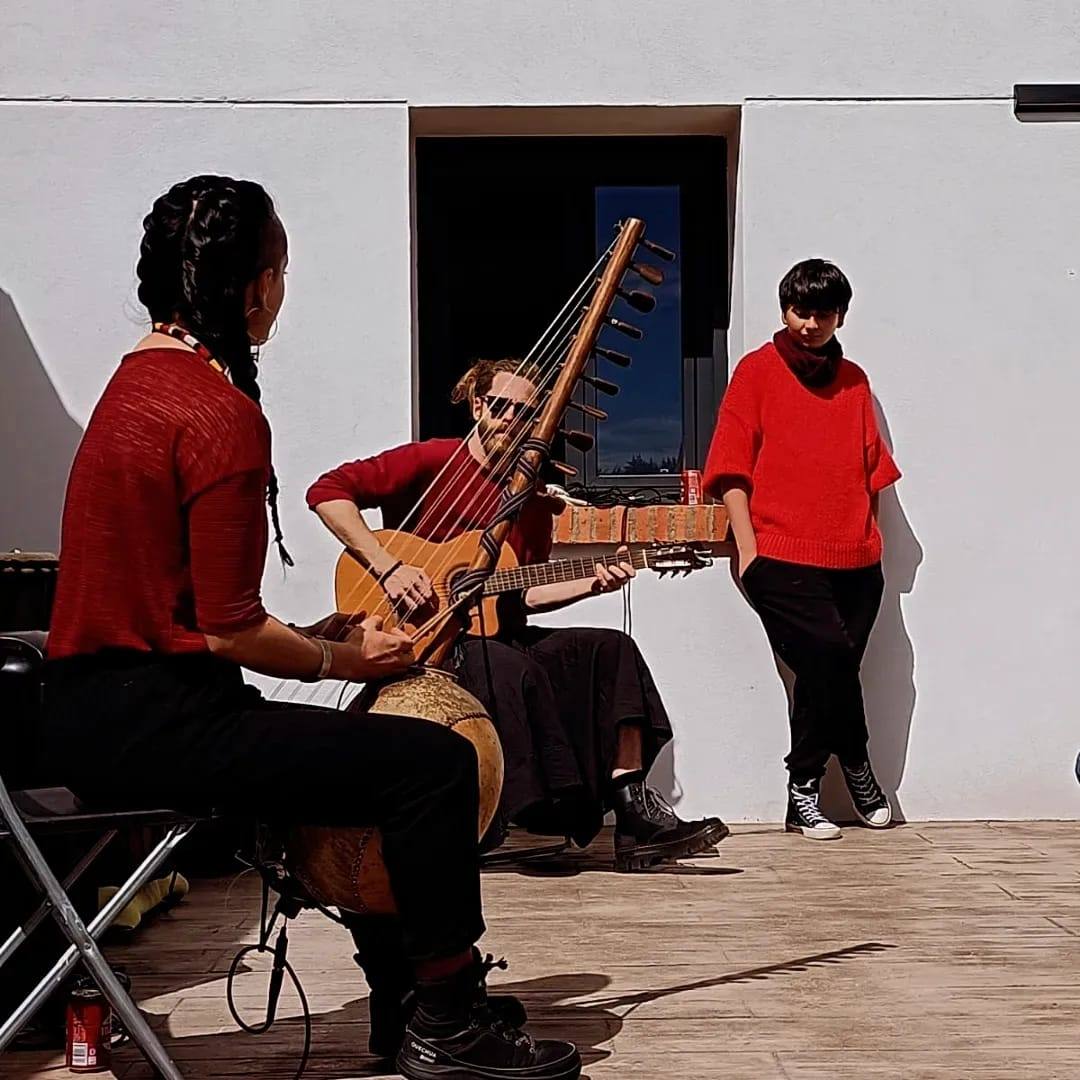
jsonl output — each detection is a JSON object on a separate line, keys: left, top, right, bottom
{"left": 785, "top": 778, "right": 842, "bottom": 840}
{"left": 611, "top": 778, "right": 729, "bottom": 872}
{"left": 398, "top": 958, "right": 580, "bottom": 1080}
{"left": 365, "top": 950, "right": 527, "bottom": 1060}
{"left": 840, "top": 760, "right": 892, "bottom": 828}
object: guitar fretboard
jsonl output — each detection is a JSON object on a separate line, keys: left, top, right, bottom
{"left": 483, "top": 549, "right": 651, "bottom": 594}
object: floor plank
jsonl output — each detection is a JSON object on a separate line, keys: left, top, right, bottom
{"left": 4, "top": 822, "right": 1080, "bottom": 1079}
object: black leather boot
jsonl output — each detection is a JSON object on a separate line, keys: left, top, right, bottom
{"left": 399, "top": 951, "right": 580, "bottom": 1080}
{"left": 611, "top": 774, "right": 729, "bottom": 872}
{"left": 350, "top": 917, "right": 527, "bottom": 1061}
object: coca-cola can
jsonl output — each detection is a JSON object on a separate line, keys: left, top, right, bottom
{"left": 66, "top": 984, "right": 111, "bottom": 1073}
{"left": 681, "top": 469, "right": 702, "bottom": 506}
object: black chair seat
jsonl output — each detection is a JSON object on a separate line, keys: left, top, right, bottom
{"left": 2, "top": 629, "right": 47, "bottom": 653}
{"left": 1, "top": 787, "right": 201, "bottom": 837}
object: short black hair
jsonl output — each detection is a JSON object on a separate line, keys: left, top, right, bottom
{"left": 778, "top": 259, "right": 852, "bottom": 315}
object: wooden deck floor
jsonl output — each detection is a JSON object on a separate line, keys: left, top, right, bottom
{"left": 5, "top": 822, "right": 1080, "bottom": 1079}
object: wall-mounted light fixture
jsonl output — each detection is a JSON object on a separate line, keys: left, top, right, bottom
{"left": 1014, "top": 84, "right": 1080, "bottom": 121}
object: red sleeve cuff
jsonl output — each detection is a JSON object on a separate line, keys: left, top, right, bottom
{"left": 197, "top": 603, "right": 267, "bottom": 637}
{"left": 306, "top": 475, "right": 358, "bottom": 509}
{"left": 703, "top": 414, "right": 757, "bottom": 496}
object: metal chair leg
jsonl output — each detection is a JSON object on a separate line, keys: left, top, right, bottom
{"left": 0, "top": 830, "right": 116, "bottom": 970}
{"left": 0, "top": 781, "right": 194, "bottom": 1077}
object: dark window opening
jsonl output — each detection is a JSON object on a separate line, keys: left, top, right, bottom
{"left": 415, "top": 135, "right": 728, "bottom": 490}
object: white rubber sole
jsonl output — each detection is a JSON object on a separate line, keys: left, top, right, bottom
{"left": 853, "top": 805, "right": 893, "bottom": 828}
{"left": 785, "top": 822, "right": 842, "bottom": 841}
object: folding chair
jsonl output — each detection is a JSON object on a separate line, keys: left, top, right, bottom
{"left": 0, "top": 631, "right": 204, "bottom": 1079}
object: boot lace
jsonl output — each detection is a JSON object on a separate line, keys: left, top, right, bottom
{"left": 643, "top": 786, "right": 679, "bottom": 825}
{"left": 842, "top": 762, "right": 886, "bottom": 810}
{"left": 791, "top": 785, "right": 830, "bottom": 828}
{"left": 471, "top": 956, "right": 533, "bottom": 1050}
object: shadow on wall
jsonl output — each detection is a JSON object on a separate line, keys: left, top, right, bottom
{"left": 0, "top": 290, "right": 82, "bottom": 551}
{"left": 821, "top": 399, "right": 922, "bottom": 823}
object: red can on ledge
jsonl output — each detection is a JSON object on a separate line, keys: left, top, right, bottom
{"left": 66, "top": 984, "right": 111, "bottom": 1073}
{"left": 680, "top": 469, "right": 702, "bottom": 506}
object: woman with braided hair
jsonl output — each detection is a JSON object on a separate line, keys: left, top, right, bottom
{"left": 40, "top": 175, "right": 580, "bottom": 1080}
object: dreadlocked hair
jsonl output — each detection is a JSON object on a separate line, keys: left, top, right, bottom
{"left": 136, "top": 175, "right": 293, "bottom": 567}
{"left": 450, "top": 357, "right": 544, "bottom": 405}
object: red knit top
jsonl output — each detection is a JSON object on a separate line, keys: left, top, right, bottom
{"left": 306, "top": 439, "right": 555, "bottom": 564}
{"left": 48, "top": 348, "right": 271, "bottom": 658}
{"left": 702, "top": 339, "right": 900, "bottom": 569}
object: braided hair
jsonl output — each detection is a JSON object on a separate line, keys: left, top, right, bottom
{"left": 136, "top": 175, "right": 293, "bottom": 566}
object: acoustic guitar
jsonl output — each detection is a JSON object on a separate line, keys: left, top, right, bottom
{"left": 332, "top": 529, "right": 712, "bottom": 652}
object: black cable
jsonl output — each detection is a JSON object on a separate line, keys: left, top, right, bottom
{"left": 565, "top": 484, "right": 682, "bottom": 508}
{"left": 225, "top": 938, "right": 312, "bottom": 1080}
{"left": 224, "top": 871, "right": 330, "bottom": 1080}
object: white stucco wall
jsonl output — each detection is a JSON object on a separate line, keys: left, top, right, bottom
{"left": 2, "top": 0, "right": 1078, "bottom": 103}
{"left": 2, "top": 2, "right": 1078, "bottom": 820}
{"left": 0, "top": 102, "right": 413, "bottom": 619}
{"left": 547, "top": 100, "right": 1080, "bottom": 823}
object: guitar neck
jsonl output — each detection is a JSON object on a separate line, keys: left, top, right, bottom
{"left": 485, "top": 549, "right": 651, "bottom": 595}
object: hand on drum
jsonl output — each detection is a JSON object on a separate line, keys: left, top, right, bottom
{"left": 338, "top": 614, "right": 416, "bottom": 680}
{"left": 592, "top": 545, "right": 636, "bottom": 594}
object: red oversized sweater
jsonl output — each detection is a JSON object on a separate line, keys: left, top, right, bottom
{"left": 48, "top": 349, "right": 271, "bottom": 659}
{"left": 702, "top": 339, "right": 900, "bottom": 569}
{"left": 306, "top": 439, "right": 556, "bottom": 565}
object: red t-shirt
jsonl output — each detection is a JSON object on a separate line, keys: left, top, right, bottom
{"left": 306, "top": 438, "right": 555, "bottom": 565}
{"left": 48, "top": 348, "right": 271, "bottom": 659}
{"left": 703, "top": 340, "right": 901, "bottom": 569}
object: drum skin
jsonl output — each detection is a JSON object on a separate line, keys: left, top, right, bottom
{"left": 285, "top": 669, "right": 504, "bottom": 915}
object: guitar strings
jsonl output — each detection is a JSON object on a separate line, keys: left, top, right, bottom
{"left": 281, "top": 309, "right": 583, "bottom": 708}
{"left": 273, "top": 238, "right": 619, "bottom": 705}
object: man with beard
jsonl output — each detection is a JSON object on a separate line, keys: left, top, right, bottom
{"left": 306, "top": 358, "right": 728, "bottom": 870}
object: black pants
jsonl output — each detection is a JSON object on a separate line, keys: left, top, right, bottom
{"left": 455, "top": 626, "right": 673, "bottom": 846}
{"left": 741, "top": 558, "right": 884, "bottom": 784}
{"left": 39, "top": 652, "right": 484, "bottom": 962}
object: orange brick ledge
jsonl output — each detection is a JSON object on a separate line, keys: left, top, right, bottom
{"left": 552, "top": 504, "right": 729, "bottom": 545}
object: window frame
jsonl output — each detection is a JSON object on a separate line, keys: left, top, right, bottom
{"left": 414, "top": 133, "right": 728, "bottom": 494}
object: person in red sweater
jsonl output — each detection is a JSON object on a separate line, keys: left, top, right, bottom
{"left": 703, "top": 259, "right": 901, "bottom": 840}
{"left": 308, "top": 358, "right": 728, "bottom": 872}
{"left": 41, "top": 176, "right": 580, "bottom": 1080}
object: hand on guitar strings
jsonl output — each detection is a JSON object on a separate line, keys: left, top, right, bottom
{"left": 380, "top": 562, "right": 435, "bottom": 611}
{"left": 592, "top": 545, "right": 636, "bottom": 594}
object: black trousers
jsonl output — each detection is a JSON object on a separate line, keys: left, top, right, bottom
{"left": 455, "top": 626, "right": 673, "bottom": 846}
{"left": 741, "top": 558, "right": 884, "bottom": 783}
{"left": 39, "top": 652, "right": 484, "bottom": 962}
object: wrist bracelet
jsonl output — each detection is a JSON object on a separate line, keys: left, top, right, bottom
{"left": 307, "top": 637, "right": 333, "bottom": 681}
{"left": 377, "top": 559, "right": 403, "bottom": 586}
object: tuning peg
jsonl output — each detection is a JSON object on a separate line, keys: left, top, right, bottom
{"left": 551, "top": 460, "right": 577, "bottom": 477}
{"left": 543, "top": 389, "right": 608, "bottom": 420}
{"left": 605, "top": 315, "right": 644, "bottom": 340}
{"left": 580, "top": 306, "right": 644, "bottom": 340}
{"left": 595, "top": 277, "right": 656, "bottom": 314}
{"left": 565, "top": 399, "right": 608, "bottom": 421}
{"left": 641, "top": 237, "right": 676, "bottom": 262}
{"left": 631, "top": 261, "right": 664, "bottom": 286}
{"left": 617, "top": 287, "right": 656, "bottom": 314}
{"left": 583, "top": 374, "right": 619, "bottom": 396}
{"left": 594, "top": 345, "right": 631, "bottom": 368}
{"left": 559, "top": 428, "right": 594, "bottom": 452}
